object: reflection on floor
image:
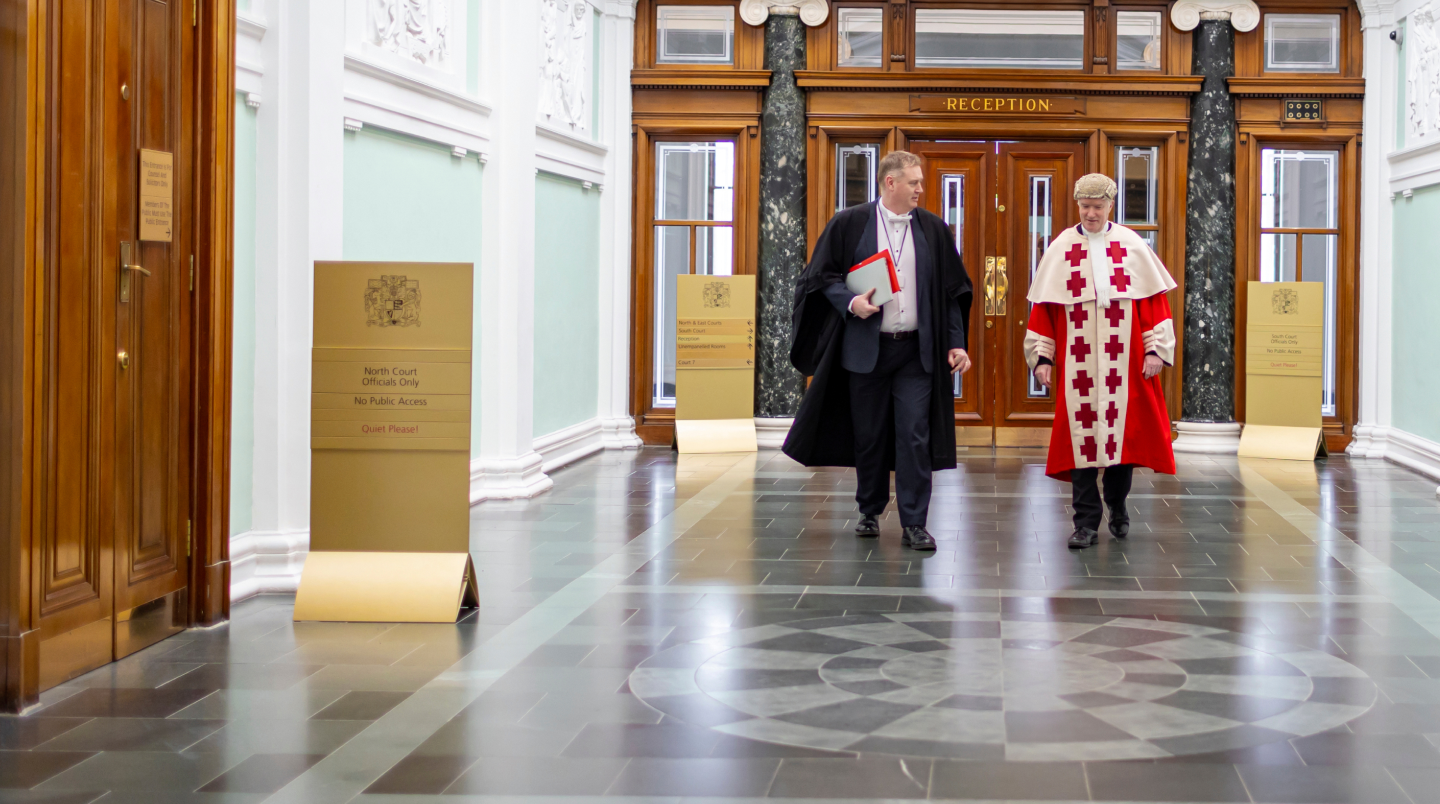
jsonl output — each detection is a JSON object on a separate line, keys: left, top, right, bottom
{"left": 6, "top": 447, "right": 1440, "bottom": 804}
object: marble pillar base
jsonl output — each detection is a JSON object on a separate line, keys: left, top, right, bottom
{"left": 755, "top": 417, "right": 795, "bottom": 449}
{"left": 1171, "top": 421, "right": 1242, "bottom": 454}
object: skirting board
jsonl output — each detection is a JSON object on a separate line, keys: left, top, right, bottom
{"left": 1349, "top": 424, "right": 1440, "bottom": 497}
{"left": 229, "top": 529, "right": 309, "bottom": 602}
{"left": 293, "top": 552, "right": 479, "bottom": 623}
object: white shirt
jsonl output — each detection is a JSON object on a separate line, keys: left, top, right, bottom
{"left": 854, "top": 202, "right": 919, "bottom": 332}
{"left": 1085, "top": 222, "right": 1114, "bottom": 309}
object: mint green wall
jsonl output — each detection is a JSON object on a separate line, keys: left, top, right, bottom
{"left": 1392, "top": 184, "right": 1440, "bottom": 443}
{"left": 342, "top": 126, "right": 485, "bottom": 455}
{"left": 533, "top": 174, "right": 600, "bottom": 436}
{"left": 231, "top": 93, "right": 257, "bottom": 536}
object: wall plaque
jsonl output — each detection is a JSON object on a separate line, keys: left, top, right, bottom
{"left": 1283, "top": 99, "right": 1324, "bottom": 122}
{"left": 296, "top": 261, "right": 478, "bottom": 623}
{"left": 910, "top": 95, "right": 1086, "bottom": 115}
{"left": 138, "top": 149, "right": 173, "bottom": 242}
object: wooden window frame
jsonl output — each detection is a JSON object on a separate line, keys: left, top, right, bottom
{"left": 1109, "top": 4, "right": 1169, "bottom": 74}
{"left": 630, "top": 124, "right": 760, "bottom": 442}
{"left": 831, "top": 2, "right": 889, "bottom": 71}
{"left": 1235, "top": 132, "right": 1360, "bottom": 449}
{"left": 636, "top": 0, "right": 765, "bottom": 70}
{"left": 906, "top": 2, "right": 1096, "bottom": 74}
{"left": 1235, "top": 0, "right": 1363, "bottom": 78}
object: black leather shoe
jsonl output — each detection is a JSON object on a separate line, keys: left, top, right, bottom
{"left": 1068, "top": 527, "right": 1100, "bottom": 549}
{"left": 1108, "top": 513, "right": 1130, "bottom": 539}
{"left": 856, "top": 515, "right": 880, "bottom": 538}
{"left": 901, "top": 526, "right": 936, "bottom": 551}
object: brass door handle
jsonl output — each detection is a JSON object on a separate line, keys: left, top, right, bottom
{"left": 118, "top": 351, "right": 129, "bottom": 369}
{"left": 994, "top": 256, "right": 1009, "bottom": 314}
{"left": 983, "top": 256, "right": 998, "bottom": 316}
{"left": 118, "top": 242, "right": 149, "bottom": 303}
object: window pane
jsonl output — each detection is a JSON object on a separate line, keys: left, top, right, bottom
{"left": 1028, "top": 175, "right": 1053, "bottom": 399}
{"left": 1265, "top": 14, "right": 1339, "bottom": 73}
{"left": 914, "top": 10, "right": 1085, "bottom": 70}
{"left": 657, "top": 5, "right": 735, "bottom": 65}
{"left": 1117, "top": 11, "right": 1162, "bottom": 71}
{"left": 653, "top": 226, "right": 690, "bottom": 407}
{"left": 942, "top": 174, "right": 965, "bottom": 400}
{"left": 838, "top": 8, "right": 883, "bottom": 67}
{"left": 696, "top": 226, "right": 733, "bottom": 276}
{"left": 1261, "top": 149, "right": 1337, "bottom": 229}
{"left": 1302, "top": 233, "right": 1338, "bottom": 415}
{"left": 1259, "top": 232, "right": 1298, "bottom": 282}
{"left": 656, "top": 141, "right": 735, "bottom": 221}
{"left": 836, "top": 144, "right": 879, "bottom": 210}
{"left": 1115, "top": 146, "right": 1157, "bottom": 226}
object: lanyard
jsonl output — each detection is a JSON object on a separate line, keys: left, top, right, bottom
{"left": 879, "top": 207, "right": 910, "bottom": 269}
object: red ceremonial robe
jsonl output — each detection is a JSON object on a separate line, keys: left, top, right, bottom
{"left": 1024, "top": 222, "right": 1177, "bottom": 481}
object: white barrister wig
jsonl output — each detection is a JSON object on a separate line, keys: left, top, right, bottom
{"left": 1073, "top": 173, "right": 1118, "bottom": 200}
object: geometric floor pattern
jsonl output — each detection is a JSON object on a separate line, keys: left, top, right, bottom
{"left": 6, "top": 446, "right": 1440, "bottom": 803}
{"left": 631, "top": 612, "right": 1379, "bottom": 761}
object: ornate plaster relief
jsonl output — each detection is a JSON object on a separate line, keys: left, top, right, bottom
{"left": 1409, "top": 5, "right": 1440, "bottom": 143}
{"left": 539, "top": 0, "right": 593, "bottom": 134}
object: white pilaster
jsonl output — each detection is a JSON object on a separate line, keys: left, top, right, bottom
{"left": 597, "top": 0, "right": 643, "bottom": 450}
{"left": 242, "top": 0, "right": 345, "bottom": 592}
{"left": 1352, "top": 0, "right": 1400, "bottom": 457}
{"left": 471, "top": 0, "right": 552, "bottom": 502}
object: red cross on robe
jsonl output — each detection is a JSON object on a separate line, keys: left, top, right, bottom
{"left": 1079, "top": 436, "right": 1098, "bottom": 463}
{"left": 1069, "top": 306, "right": 1089, "bottom": 328}
{"left": 1111, "top": 267, "right": 1132, "bottom": 293}
{"left": 1105, "top": 434, "right": 1118, "bottom": 460}
{"left": 1105, "top": 368, "right": 1123, "bottom": 394}
{"left": 1105, "top": 241, "right": 1128, "bottom": 264}
{"left": 1070, "top": 337, "right": 1092, "bottom": 363}
{"left": 1075, "top": 403, "right": 1098, "bottom": 429}
{"left": 1105, "top": 401, "right": 1119, "bottom": 428}
{"left": 1066, "top": 271, "right": 1087, "bottom": 298}
{"left": 1072, "top": 370, "right": 1094, "bottom": 397}
{"left": 1064, "top": 243, "right": 1086, "bottom": 267}
{"left": 1104, "top": 335, "right": 1125, "bottom": 362}
{"left": 1103, "top": 304, "right": 1125, "bottom": 328}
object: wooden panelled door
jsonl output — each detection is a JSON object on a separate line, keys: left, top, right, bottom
{"left": 912, "top": 141, "right": 1083, "bottom": 446}
{"left": 38, "top": 0, "right": 193, "bottom": 688}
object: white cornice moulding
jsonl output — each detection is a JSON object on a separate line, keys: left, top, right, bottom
{"left": 1388, "top": 138, "right": 1440, "bottom": 191}
{"left": 536, "top": 122, "right": 609, "bottom": 156}
{"left": 236, "top": 13, "right": 267, "bottom": 39}
{"left": 1170, "top": 0, "right": 1260, "bottom": 32}
{"left": 245, "top": 92, "right": 262, "bottom": 109}
{"left": 344, "top": 117, "right": 364, "bottom": 133}
{"left": 341, "top": 91, "right": 492, "bottom": 153}
{"left": 740, "top": 0, "right": 829, "bottom": 27}
{"left": 344, "top": 55, "right": 494, "bottom": 116}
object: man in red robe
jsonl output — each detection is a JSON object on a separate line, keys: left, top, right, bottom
{"left": 1024, "top": 174, "right": 1177, "bottom": 549}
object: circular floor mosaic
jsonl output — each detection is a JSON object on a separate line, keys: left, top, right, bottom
{"left": 627, "top": 612, "right": 1379, "bottom": 760}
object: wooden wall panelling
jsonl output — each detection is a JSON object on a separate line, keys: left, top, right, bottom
{"left": 0, "top": 0, "right": 39, "bottom": 713}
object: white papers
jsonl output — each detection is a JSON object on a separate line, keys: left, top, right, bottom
{"left": 846, "top": 253, "right": 897, "bottom": 307}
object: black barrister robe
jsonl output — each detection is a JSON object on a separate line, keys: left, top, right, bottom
{"left": 782, "top": 202, "right": 973, "bottom": 470}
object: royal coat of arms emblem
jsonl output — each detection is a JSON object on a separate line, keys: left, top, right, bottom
{"left": 365, "top": 275, "right": 421, "bottom": 327}
{"left": 1272, "top": 287, "right": 1299, "bottom": 316}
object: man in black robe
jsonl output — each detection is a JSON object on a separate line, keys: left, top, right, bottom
{"left": 782, "top": 150, "right": 973, "bottom": 551}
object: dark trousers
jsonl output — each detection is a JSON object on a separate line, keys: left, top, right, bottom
{"left": 850, "top": 336, "right": 932, "bottom": 528}
{"left": 1071, "top": 464, "right": 1134, "bottom": 531}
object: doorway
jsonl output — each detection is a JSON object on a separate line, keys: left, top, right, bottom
{"left": 36, "top": 0, "right": 196, "bottom": 689}
{"left": 911, "top": 141, "right": 1084, "bottom": 447}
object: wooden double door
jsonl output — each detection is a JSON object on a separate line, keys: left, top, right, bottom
{"left": 36, "top": 0, "right": 195, "bottom": 688}
{"left": 911, "top": 141, "right": 1084, "bottom": 445}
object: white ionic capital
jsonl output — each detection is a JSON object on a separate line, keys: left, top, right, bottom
{"left": 740, "top": 0, "right": 828, "bottom": 27}
{"left": 1170, "top": 0, "right": 1260, "bottom": 32}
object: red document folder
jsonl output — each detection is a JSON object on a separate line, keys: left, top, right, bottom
{"left": 846, "top": 251, "right": 902, "bottom": 307}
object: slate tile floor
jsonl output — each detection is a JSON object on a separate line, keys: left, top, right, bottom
{"left": 5, "top": 447, "right": 1440, "bottom": 803}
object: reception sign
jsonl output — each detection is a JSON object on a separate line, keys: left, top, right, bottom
{"left": 295, "top": 262, "right": 478, "bottom": 622}
{"left": 674, "top": 275, "right": 758, "bottom": 453}
{"left": 1238, "top": 281, "right": 1328, "bottom": 460}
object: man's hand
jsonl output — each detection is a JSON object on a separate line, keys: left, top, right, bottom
{"left": 948, "top": 349, "right": 971, "bottom": 375}
{"left": 1143, "top": 354, "right": 1164, "bottom": 379}
{"left": 850, "top": 289, "right": 881, "bottom": 319}
{"left": 1034, "top": 364, "right": 1053, "bottom": 390}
